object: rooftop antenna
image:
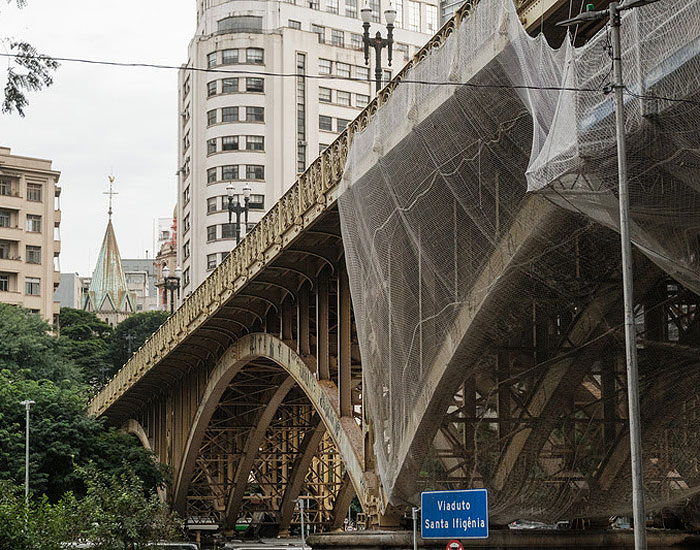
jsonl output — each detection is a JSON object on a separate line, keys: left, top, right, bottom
{"left": 104, "top": 175, "right": 118, "bottom": 220}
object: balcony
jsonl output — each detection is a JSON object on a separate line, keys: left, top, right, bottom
{"left": 0, "top": 193, "right": 24, "bottom": 210}
{"left": 0, "top": 257, "right": 22, "bottom": 272}
{"left": 0, "top": 289, "right": 23, "bottom": 305}
{"left": 53, "top": 239, "right": 61, "bottom": 254}
{"left": 54, "top": 209, "right": 61, "bottom": 224}
{"left": 0, "top": 225, "right": 22, "bottom": 240}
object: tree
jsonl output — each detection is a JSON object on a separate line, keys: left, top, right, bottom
{"left": 0, "top": 303, "right": 80, "bottom": 383}
{"left": 76, "top": 464, "right": 182, "bottom": 550}
{"left": 2, "top": 1, "right": 59, "bottom": 117}
{"left": 58, "top": 308, "right": 112, "bottom": 387}
{"left": 0, "top": 371, "right": 167, "bottom": 502}
{"left": 109, "top": 311, "right": 169, "bottom": 376}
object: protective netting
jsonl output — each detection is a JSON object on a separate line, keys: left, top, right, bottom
{"left": 338, "top": 0, "right": 700, "bottom": 523}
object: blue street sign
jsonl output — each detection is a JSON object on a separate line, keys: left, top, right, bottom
{"left": 421, "top": 489, "right": 489, "bottom": 539}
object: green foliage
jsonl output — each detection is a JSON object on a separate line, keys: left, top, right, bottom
{"left": 58, "top": 308, "right": 112, "bottom": 387}
{"left": 0, "top": 371, "right": 167, "bottom": 502}
{"left": 0, "top": 303, "right": 80, "bottom": 383}
{"left": 75, "top": 464, "right": 182, "bottom": 550}
{"left": 109, "top": 311, "right": 169, "bottom": 376}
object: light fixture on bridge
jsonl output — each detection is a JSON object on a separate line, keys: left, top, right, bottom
{"left": 226, "top": 182, "right": 252, "bottom": 245}
{"left": 161, "top": 264, "right": 182, "bottom": 315}
{"left": 558, "top": 2, "right": 660, "bottom": 550}
{"left": 361, "top": 0, "right": 395, "bottom": 93}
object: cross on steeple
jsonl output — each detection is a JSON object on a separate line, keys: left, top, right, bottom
{"left": 104, "top": 175, "right": 118, "bottom": 220}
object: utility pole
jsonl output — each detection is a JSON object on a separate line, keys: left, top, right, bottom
{"left": 558, "top": 2, "right": 659, "bottom": 548}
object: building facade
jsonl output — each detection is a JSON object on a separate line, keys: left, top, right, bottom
{"left": 0, "top": 147, "right": 62, "bottom": 324}
{"left": 177, "top": 0, "right": 439, "bottom": 294}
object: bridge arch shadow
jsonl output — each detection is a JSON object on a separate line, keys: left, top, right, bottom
{"left": 171, "top": 332, "right": 366, "bottom": 532}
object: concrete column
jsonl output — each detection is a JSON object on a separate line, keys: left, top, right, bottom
{"left": 298, "top": 282, "right": 311, "bottom": 357}
{"left": 317, "top": 269, "right": 330, "bottom": 380}
{"left": 338, "top": 262, "right": 352, "bottom": 417}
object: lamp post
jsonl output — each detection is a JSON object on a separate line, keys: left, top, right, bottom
{"left": 20, "top": 399, "right": 35, "bottom": 526}
{"left": 226, "top": 183, "right": 251, "bottom": 245}
{"left": 557, "top": 2, "right": 659, "bottom": 548}
{"left": 161, "top": 265, "right": 182, "bottom": 314}
{"left": 361, "top": 1, "right": 396, "bottom": 93}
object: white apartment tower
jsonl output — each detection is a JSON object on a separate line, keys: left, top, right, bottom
{"left": 177, "top": 0, "right": 439, "bottom": 294}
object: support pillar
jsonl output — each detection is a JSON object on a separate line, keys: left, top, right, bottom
{"left": 338, "top": 262, "right": 352, "bottom": 417}
{"left": 317, "top": 269, "right": 330, "bottom": 380}
{"left": 298, "top": 282, "right": 311, "bottom": 357}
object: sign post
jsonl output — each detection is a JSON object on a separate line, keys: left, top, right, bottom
{"left": 421, "top": 489, "right": 488, "bottom": 540}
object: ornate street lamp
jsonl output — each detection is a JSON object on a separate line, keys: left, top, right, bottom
{"left": 161, "top": 265, "right": 182, "bottom": 314}
{"left": 361, "top": 0, "right": 396, "bottom": 93}
{"left": 226, "top": 183, "right": 251, "bottom": 245}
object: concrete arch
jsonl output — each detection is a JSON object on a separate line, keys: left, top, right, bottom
{"left": 172, "top": 332, "right": 367, "bottom": 519}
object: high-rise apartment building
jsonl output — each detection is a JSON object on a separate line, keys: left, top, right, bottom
{"left": 0, "top": 147, "right": 62, "bottom": 324}
{"left": 178, "top": 0, "right": 439, "bottom": 293}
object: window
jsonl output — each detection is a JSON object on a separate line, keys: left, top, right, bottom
{"left": 207, "top": 138, "right": 217, "bottom": 154}
{"left": 222, "top": 78, "right": 238, "bottom": 93}
{"left": 222, "top": 106, "right": 238, "bottom": 122}
{"left": 336, "top": 62, "right": 351, "bottom": 78}
{"left": 207, "top": 197, "right": 218, "bottom": 213}
{"left": 246, "top": 165, "right": 265, "bottom": 180}
{"left": 183, "top": 240, "right": 190, "bottom": 259}
{"left": 246, "top": 106, "right": 264, "bottom": 122}
{"left": 222, "top": 49, "right": 239, "bottom": 64}
{"left": 0, "top": 180, "right": 9, "bottom": 196}
{"left": 312, "top": 24, "right": 326, "bottom": 43}
{"left": 183, "top": 214, "right": 190, "bottom": 233}
{"left": 182, "top": 76, "right": 191, "bottom": 98}
{"left": 331, "top": 29, "right": 344, "bottom": 47}
{"left": 25, "top": 246, "right": 40, "bottom": 264}
{"left": 0, "top": 274, "right": 8, "bottom": 292}
{"left": 326, "top": 0, "right": 339, "bottom": 13}
{"left": 183, "top": 268, "right": 190, "bottom": 288}
{"left": 246, "top": 48, "right": 264, "bottom": 64}
{"left": 289, "top": 19, "right": 301, "bottom": 29}
{"left": 207, "top": 168, "right": 217, "bottom": 183}
{"left": 207, "top": 52, "right": 217, "bottom": 68}
{"left": 221, "top": 223, "right": 236, "bottom": 238}
{"left": 207, "top": 254, "right": 217, "bottom": 270}
{"left": 396, "top": 42, "right": 409, "bottom": 60}
{"left": 26, "top": 214, "right": 41, "bottom": 233}
{"left": 246, "top": 136, "right": 264, "bottom": 151}
{"left": 337, "top": 118, "right": 351, "bottom": 131}
{"left": 319, "top": 59, "right": 332, "bottom": 75}
{"left": 383, "top": 69, "right": 392, "bottom": 83}
{"left": 26, "top": 184, "right": 42, "bottom": 202}
{"left": 182, "top": 131, "right": 190, "bottom": 151}
{"left": 207, "top": 110, "right": 217, "bottom": 126}
{"left": 319, "top": 87, "right": 332, "bottom": 102}
{"left": 395, "top": 0, "right": 404, "bottom": 27}
{"left": 337, "top": 90, "right": 351, "bottom": 106}
{"left": 408, "top": 0, "right": 420, "bottom": 31}
{"left": 319, "top": 143, "right": 329, "bottom": 153}
{"left": 25, "top": 277, "right": 40, "bottom": 295}
{"left": 0, "top": 242, "right": 9, "bottom": 259}
{"left": 207, "top": 81, "right": 217, "bottom": 97}
{"left": 207, "top": 225, "right": 217, "bottom": 241}
{"left": 246, "top": 78, "right": 264, "bottom": 92}
{"left": 350, "top": 33, "right": 363, "bottom": 50}
{"left": 222, "top": 165, "right": 238, "bottom": 180}
{"left": 426, "top": 4, "right": 438, "bottom": 32}
{"left": 346, "top": 0, "right": 358, "bottom": 17}
{"left": 369, "top": 0, "right": 380, "bottom": 21}
{"left": 308, "top": 0, "right": 319, "bottom": 9}
{"left": 249, "top": 194, "right": 265, "bottom": 209}
{"left": 183, "top": 186, "right": 191, "bottom": 205}
{"left": 222, "top": 136, "right": 239, "bottom": 151}
{"left": 356, "top": 93, "right": 370, "bottom": 107}
{"left": 319, "top": 115, "right": 333, "bottom": 131}
{"left": 356, "top": 65, "right": 370, "bottom": 80}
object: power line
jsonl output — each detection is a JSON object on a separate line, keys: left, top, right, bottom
{"left": 1, "top": 51, "right": 698, "bottom": 106}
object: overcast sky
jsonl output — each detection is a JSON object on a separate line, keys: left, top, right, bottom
{"left": 1, "top": 0, "right": 195, "bottom": 276}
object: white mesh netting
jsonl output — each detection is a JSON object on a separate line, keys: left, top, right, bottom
{"left": 338, "top": 0, "right": 700, "bottom": 522}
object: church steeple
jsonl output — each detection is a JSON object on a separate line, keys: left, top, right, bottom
{"left": 83, "top": 176, "right": 134, "bottom": 326}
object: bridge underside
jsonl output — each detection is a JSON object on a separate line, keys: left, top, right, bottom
{"left": 92, "top": 0, "right": 700, "bottom": 532}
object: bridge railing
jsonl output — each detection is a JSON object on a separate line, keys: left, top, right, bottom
{"left": 90, "top": 0, "right": 489, "bottom": 418}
